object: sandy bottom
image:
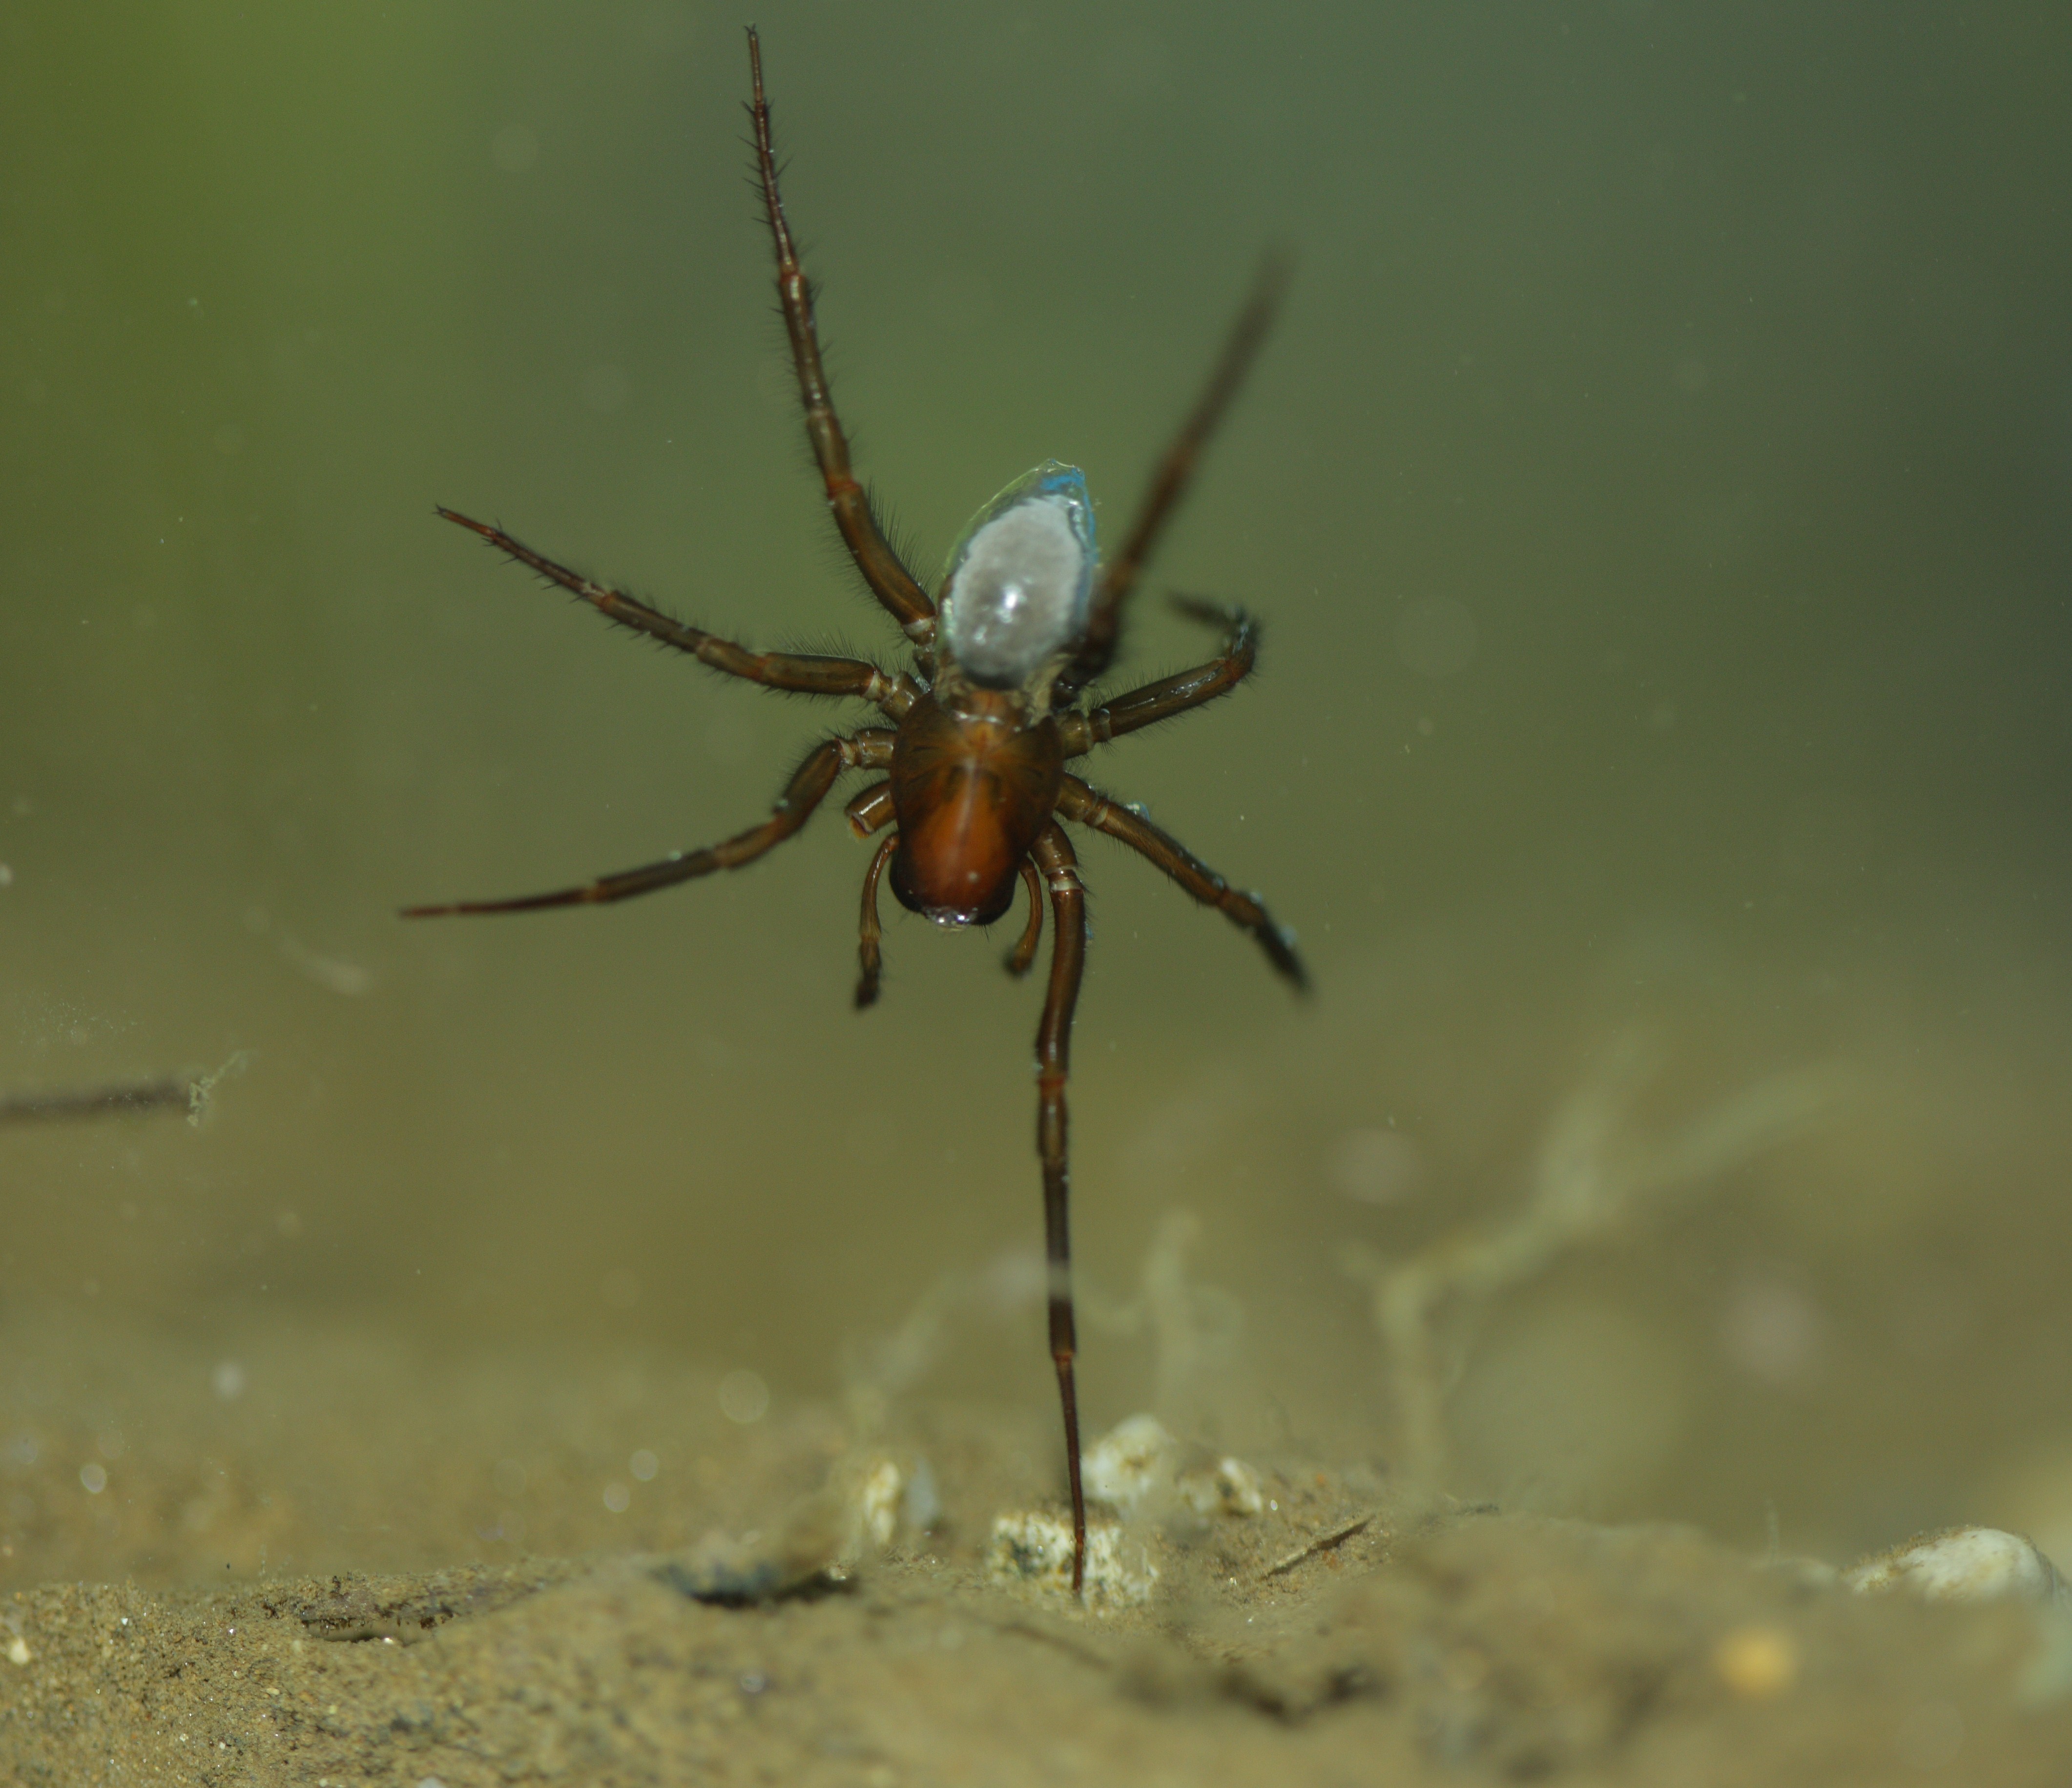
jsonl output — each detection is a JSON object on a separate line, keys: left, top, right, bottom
{"left": 4, "top": 1305, "right": 2070, "bottom": 1787}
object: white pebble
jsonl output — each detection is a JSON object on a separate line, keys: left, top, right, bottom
{"left": 1846, "top": 1527, "right": 2067, "bottom": 1605}
{"left": 900, "top": 1456, "right": 941, "bottom": 1535}
{"left": 851, "top": 1455, "right": 902, "bottom": 1554}
{"left": 1082, "top": 1414, "right": 1180, "bottom": 1517}
{"left": 1177, "top": 1455, "right": 1267, "bottom": 1518}
{"left": 988, "top": 1512, "right": 1158, "bottom": 1608}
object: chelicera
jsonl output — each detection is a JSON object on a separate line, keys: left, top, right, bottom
{"left": 407, "top": 29, "right": 1307, "bottom": 1596}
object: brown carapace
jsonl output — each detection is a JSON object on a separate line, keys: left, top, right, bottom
{"left": 406, "top": 29, "right": 1307, "bottom": 1597}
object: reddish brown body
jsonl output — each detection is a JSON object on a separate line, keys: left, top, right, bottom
{"left": 889, "top": 692, "right": 1064, "bottom": 925}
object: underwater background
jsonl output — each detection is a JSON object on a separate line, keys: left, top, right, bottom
{"left": 3, "top": 0, "right": 2069, "bottom": 1580}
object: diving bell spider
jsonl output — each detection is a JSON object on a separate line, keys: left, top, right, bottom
{"left": 406, "top": 28, "right": 1307, "bottom": 1597}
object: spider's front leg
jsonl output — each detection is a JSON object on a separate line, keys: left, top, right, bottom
{"left": 403, "top": 731, "right": 892, "bottom": 917}
{"left": 1056, "top": 601, "right": 1259, "bottom": 755}
{"left": 746, "top": 29, "right": 936, "bottom": 645}
{"left": 1062, "top": 256, "right": 1288, "bottom": 690}
{"left": 1031, "top": 823, "right": 1090, "bottom": 1596}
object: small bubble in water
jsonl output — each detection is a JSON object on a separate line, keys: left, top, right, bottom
{"left": 601, "top": 1481, "right": 631, "bottom": 1514}
{"left": 80, "top": 1463, "right": 107, "bottom": 1495}
{"left": 718, "top": 1369, "right": 768, "bottom": 1425}
{"left": 212, "top": 1361, "right": 247, "bottom": 1401}
{"left": 629, "top": 1449, "right": 659, "bottom": 1482}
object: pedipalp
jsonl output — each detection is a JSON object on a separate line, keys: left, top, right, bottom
{"left": 855, "top": 831, "right": 899, "bottom": 1008}
{"left": 1004, "top": 859, "right": 1045, "bottom": 978}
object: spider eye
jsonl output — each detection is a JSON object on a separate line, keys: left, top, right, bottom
{"left": 939, "top": 462, "right": 1096, "bottom": 690}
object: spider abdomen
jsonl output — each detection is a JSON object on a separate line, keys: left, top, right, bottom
{"left": 888, "top": 692, "right": 1063, "bottom": 927}
{"left": 938, "top": 462, "right": 1096, "bottom": 693}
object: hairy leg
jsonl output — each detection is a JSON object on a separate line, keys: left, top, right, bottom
{"left": 438, "top": 509, "right": 918, "bottom": 718}
{"left": 1064, "top": 257, "right": 1288, "bottom": 689}
{"left": 746, "top": 29, "right": 935, "bottom": 643}
{"left": 1056, "top": 775, "right": 1306, "bottom": 988}
{"left": 1056, "top": 601, "right": 1257, "bottom": 754}
{"left": 403, "top": 732, "right": 890, "bottom": 917}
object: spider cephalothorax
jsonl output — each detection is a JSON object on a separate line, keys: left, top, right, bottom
{"left": 408, "top": 29, "right": 1305, "bottom": 1597}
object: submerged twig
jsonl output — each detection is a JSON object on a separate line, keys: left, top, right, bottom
{"left": 1263, "top": 1513, "right": 1376, "bottom": 1579}
{"left": 0, "top": 1074, "right": 195, "bottom": 1124}
{"left": 0, "top": 1050, "right": 250, "bottom": 1130}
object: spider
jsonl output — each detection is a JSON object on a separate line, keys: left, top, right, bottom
{"left": 406, "top": 28, "right": 1306, "bottom": 1596}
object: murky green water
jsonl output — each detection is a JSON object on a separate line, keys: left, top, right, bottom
{"left": 4, "top": 2, "right": 2068, "bottom": 1575}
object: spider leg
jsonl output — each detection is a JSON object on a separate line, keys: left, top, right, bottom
{"left": 1030, "top": 824, "right": 1090, "bottom": 1597}
{"left": 746, "top": 29, "right": 936, "bottom": 645}
{"left": 1057, "top": 775, "right": 1307, "bottom": 989}
{"left": 438, "top": 509, "right": 919, "bottom": 719}
{"left": 1004, "top": 859, "right": 1044, "bottom": 977}
{"left": 1056, "top": 602, "right": 1258, "bottom": 755}
{"left": 1065, "top": 256, "right": 1288, "bottom": 689}
{"left": 402, "top": 732, "right": 886, "bottom": 917}
{"left": 854, "top": 831, "right": 899, "bottom": 1008}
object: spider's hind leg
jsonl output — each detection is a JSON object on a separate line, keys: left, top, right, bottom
{"left": 1057, "top": 774, "right": 1306, "bottom": 989}
{"left": 1031, "top": 824, "right": 1090, "bottom": 1596}
{"left": 405, "top": 732, "right": 891, "bottom": 918}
